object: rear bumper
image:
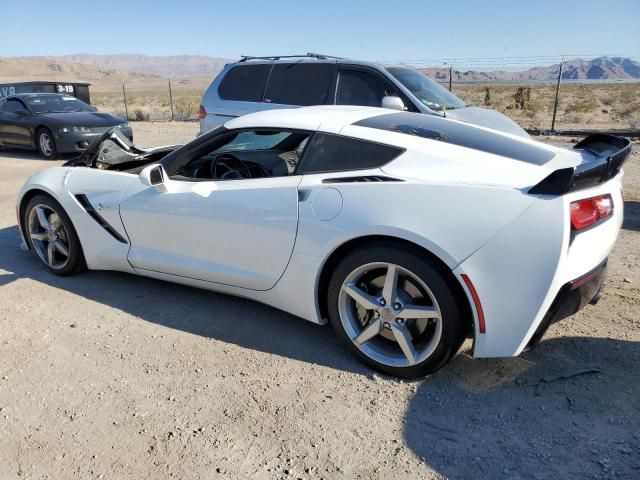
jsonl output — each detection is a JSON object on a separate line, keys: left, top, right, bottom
{"left": 526, "top": 259, "right": 607, "bottom": 349}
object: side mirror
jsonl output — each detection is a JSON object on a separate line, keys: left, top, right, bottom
{"left": 15, "top": 109, "right": 29, "bottom": 116}
{"left": 139, "top": 164, "right": 167, "bottom": 192}
{"left": 381, "top": 96, "right": 406, "bottom": 111}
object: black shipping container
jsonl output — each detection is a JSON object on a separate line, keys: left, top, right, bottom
{"left": 0, "top": 81, "right": 91, "bottom": 104}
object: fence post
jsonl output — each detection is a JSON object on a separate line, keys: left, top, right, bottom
{"left": 448, "top": 66, "right": 453, "bottom": 92}
{"left": 551, "top": 58, "right": 564, "bottom": 132}
{"left": 121, "top": 80, "right": 129, "bottom": 121}
{"left": 168, "top": 78, "right": 174, "bottom": 121}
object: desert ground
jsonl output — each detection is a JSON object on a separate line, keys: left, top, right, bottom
{"left": 0, "top": 122, "right": 638, "bottom": 480}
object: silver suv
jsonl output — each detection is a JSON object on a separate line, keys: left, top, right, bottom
{"left": 199, "top": 53, "right": 527, "bottom": 137}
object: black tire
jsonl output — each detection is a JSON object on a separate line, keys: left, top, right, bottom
{"left": 36, "top": 127, "right": 60, "bottom": 160}
{"left": 327, "top": 242, "right": 467, "bottom": 378}
{"left": 23, "top": 193, "right": 86, "bottom": 276}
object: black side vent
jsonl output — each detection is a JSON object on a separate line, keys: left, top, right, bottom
{"left": 74, "top": 194, "right": 128, "bottom": 244}
{"left": 322, "top": 175, "right": 403, "bottom": 184}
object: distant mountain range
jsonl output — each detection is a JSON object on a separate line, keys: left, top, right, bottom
{"left": 1, "top": 55, "right": 638, "bottom": 90}
{"left": 419, "top": 57, "right": 640, "bottom": 82}
{"left": 30, "top": 54, "right": 233, "bottom": 76}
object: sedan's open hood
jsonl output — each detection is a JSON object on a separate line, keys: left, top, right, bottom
{"left": 64, "top": 127, "right": 181, "bottom": 171}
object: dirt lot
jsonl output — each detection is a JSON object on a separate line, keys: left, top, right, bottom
{"left": 0, "top": 122, "right": 638, "bottom": 480}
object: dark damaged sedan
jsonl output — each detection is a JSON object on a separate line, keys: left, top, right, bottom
{"left": 0, "top": 93, "right": 132, "bottom": 160}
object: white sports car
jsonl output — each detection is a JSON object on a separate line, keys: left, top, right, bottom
{"left": 16, "top": 106, "right": 631, "bottom": 377}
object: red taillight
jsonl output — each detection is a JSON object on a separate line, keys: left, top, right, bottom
{"left": 198, "top": 105, "right": 206, "bottom": 119}
{"left": 570, "top": 194, "right": 613, "bottom": 231}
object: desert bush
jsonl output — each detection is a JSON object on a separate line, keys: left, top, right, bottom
{"left": 133, "top": 109, "right": 150, "bottom": 121}
{"left": 483, "top": 87, "right": 491, "bottom": 106}
{"left": 173, "top": 98, "right": 197, "bottom": 121}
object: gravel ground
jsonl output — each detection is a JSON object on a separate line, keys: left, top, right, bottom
{"left": 0, "top": 122, "right": 638, "bottom": 480}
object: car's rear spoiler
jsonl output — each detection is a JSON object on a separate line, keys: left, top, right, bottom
{"left": 529, "top": 134, "right": 632, "bottom": 195}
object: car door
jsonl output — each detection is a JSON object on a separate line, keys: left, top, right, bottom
{"left": 119, "top": 128, "right": 309, "bottom": 291}
{"left": 0, "top": 98, "right": 32, "bottom": 147}
{"left": 334, "top": 66, "right": 416, "bottom": 111}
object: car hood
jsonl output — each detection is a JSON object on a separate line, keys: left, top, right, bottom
{"left": 445, "top": 106, "right": 529, "bottom": 138}
{"left": 64, "top": 127, "right": 180, "bottom": 170}
{"left": 37, "top": 111, "right": 126, "bottom": 127}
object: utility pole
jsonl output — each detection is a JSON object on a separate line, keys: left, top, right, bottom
{"left": 448, "top": 66, "right": 453, "bottom": 92}
{"left": 551, "top": 57, "right": 564, "bottom": 132}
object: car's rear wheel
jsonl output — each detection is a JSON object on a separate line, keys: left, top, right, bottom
{"left": 24, "top": 194, "right": 86, "bottom": 276}
{"left": 36, "top": 128, "right": 60, "bottom": 160}
{"left": 327, "top": 243, "right": 466, "bottom": 378}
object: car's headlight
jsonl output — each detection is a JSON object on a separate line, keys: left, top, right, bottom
{"left": 60, "top": 126, "right": 93, "bottom": 133}
{"left": 119, "top": 122, "right": 130, "bottom": 129}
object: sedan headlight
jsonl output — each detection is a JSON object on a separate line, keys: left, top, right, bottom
{"left": 119, "top": 122, "right": 130, "bottom": 129}
{"left": 59, "top": 126, "right": 93, "bottom": 133}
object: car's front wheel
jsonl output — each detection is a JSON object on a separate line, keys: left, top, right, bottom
{"left": 36, "top": 128, "right": 60, "bottom": 160}
{"left": 327, "top": 242, "right": 467, "bottom": 378}
{"left": 24, "top": 194, "right": 86, "bottom": 276}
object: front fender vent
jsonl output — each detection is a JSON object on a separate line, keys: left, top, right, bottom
{"left": 74, "top": 194, "right": 128, "bottom": 244}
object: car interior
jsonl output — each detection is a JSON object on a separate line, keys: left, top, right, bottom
{"left": 175, "top": 130, "right": 311, "bottom": 180}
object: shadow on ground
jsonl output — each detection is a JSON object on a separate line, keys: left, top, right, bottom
{"left": 405, "top": 336, "right": 640, "bottom": 479}
{"left": 2, "top": 223, "right": 639, "bottom": 479}
{"left": 0, "top": 225, "right": 364, "bottom": 376}
{"left": 623, "top": 200, "right": 640, "bottom": 231}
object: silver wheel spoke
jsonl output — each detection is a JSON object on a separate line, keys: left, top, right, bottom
{"left": 30, "top": 232, "right": 48, "bottom": 241}
{"left": 391, "top": 324, "right": 417, "bottom": 366}
{"left": 343, "top": 283, "right": 381, "bottom": 310}
{"left": 46, "top": 242, "right": 55, "bottom": 266}
{"left": 381, "top": 264, "right": 398, "bottom": 304}
{"left": 36, "top": 207, "right": 51, "bottom": 232}
{"left": 399, "top": 304, "right": 441, "bottom": 320}
{"left": 353, "top": 318, "right": 383, "bottom": 346}
{"left": 54, "top": 240, "right": 69, "bottom": 257}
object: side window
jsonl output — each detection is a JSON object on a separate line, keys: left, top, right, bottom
{"left": 218, "top": 64, "right": 272, "bottom": 102}
{"left": 173, "top": 129, "right": 312, "bottom": 181}
{"left": 336, "top": 70, "right": 398, "bottom": 107}
{"left": 2, "top": 99, "right": 25, "bottom": 113}
{"left": 298, "top": 133, "right": 404, "bottom": 174}
{"left": 263, "top": 63, "right": 334, "bottom": 106}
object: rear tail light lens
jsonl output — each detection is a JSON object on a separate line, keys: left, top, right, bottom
{"left": 198, "top": 105, "right": 206, "bottom": 119}
{"left": 570, "top": 194, "right": 613, "bottom": 231}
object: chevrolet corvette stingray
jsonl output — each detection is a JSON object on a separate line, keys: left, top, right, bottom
{"left": 16, "top": 106, "right": 631, "bottom": 377}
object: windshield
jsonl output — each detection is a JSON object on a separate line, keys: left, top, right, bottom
{"left": 26, "top": 95, "right": 94, "bottom": 114}
{"left": 387, "top": 67, "right": 466, "bottom": 111}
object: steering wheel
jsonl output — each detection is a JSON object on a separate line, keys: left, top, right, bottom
{"left": 211, "top": 153, "right": 251, "bottom": 180}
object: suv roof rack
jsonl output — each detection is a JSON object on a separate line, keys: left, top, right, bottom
{"left": 238, "top": 53, "right": 342, "bottom": 62}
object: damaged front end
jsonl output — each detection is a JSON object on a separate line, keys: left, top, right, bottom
{"left": 64, "top": 127, "right": 181, "bottom": 171}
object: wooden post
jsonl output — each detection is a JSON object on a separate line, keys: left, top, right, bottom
{"left": 122, "top": 80, "right": 129, "bottom": 121}
{"left": 168, "top": 78, "right": 174, "bottom": 121}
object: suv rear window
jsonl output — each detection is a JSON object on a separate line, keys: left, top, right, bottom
{"left": 263, "top": 63, "right": 334, "bottom": 106}
{"left": 298, "top": 133, "right": 404, "bottom": 174}
{"left": 218, "top": 64, "right": 272, "bottom": 102}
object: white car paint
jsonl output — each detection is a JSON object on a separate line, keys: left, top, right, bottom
{"left": 17, "top": 106, "right": 626, "bottom": 361}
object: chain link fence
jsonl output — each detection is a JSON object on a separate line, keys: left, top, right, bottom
{"left": 418, "top": 57, "right": 640, "bottom": 134}
{"left": 93, "top": 80, "right": 202, "bottom": 122}
{"left": 92, "top": 56, "right": 640, "bottom": 134}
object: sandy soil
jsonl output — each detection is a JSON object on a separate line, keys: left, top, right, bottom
{"left": 0, "top": 122, "right": 638, "bottom": 480}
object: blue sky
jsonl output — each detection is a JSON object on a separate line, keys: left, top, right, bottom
{"left": 2, "top": 0, "right": 638, "bottom": 64}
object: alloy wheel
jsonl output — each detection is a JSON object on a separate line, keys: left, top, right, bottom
{"left": 27, "top": 204, "right": 71, "bottom": 270}
{"left": 39, "top": 133, "right": 53, "bottom": 157}
{"left": 338, "top": 262, "right": 443, "bottom": 367}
